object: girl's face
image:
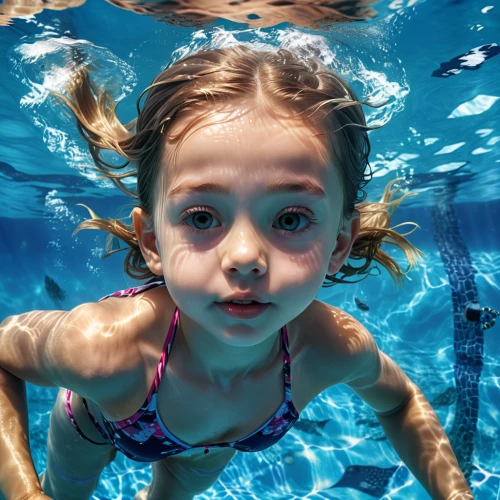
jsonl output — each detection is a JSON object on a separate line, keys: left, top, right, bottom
{"left": 135, "top": 107, "right": 359, "bottom": 346}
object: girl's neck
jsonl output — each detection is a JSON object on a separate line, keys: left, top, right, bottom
{"left": 174, "top": 308, "right": 282, "bottom": 390}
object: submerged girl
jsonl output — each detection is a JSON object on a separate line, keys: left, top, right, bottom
{"left": 0, "top": 45, "right": 472, "bottom": 500}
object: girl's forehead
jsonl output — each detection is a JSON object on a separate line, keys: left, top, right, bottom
{"left": 164, "top": 110, "right": 331, "bottom": 176}
{"left": 162, "top": 146, "right": 333, "bottom": 199}
{"left": 156, "top": 109, "right": 339, "bottom": 205}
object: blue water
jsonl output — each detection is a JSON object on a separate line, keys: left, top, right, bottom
{"left": 1, "top": 0, "right": 499, "bottom": 498}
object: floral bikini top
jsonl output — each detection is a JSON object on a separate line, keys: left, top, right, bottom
{"left": 81, "top": 279, "right": 300, "bottom": 462}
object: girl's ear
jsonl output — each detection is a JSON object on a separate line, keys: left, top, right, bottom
{"left": 327, "top": 211, "right": 360, "bottom": 277}
{"left": 132, "top": 207, "right": 163, "bottom": 276}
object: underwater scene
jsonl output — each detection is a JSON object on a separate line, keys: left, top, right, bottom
{"left": 0, "top": 0, "right": 499, "bottom": 498}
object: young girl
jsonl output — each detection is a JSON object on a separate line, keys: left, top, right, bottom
{"left": 0, "top": 45, "right": 470, "bottom": 500}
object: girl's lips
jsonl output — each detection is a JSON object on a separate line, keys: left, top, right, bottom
{"left": 215, "top": 302, "right": 271, "bottom": 319}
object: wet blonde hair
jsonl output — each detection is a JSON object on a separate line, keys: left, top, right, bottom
{"left": 53, "top": 44, "right": 423, "bottom": 287}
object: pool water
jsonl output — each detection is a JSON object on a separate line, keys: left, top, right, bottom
{"left": 0, "top": 0, "right": 499, "bottom": 498}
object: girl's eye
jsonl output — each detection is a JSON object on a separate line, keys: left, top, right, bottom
{"left": 180, "top": 206, "right": 318, "bottom": 237}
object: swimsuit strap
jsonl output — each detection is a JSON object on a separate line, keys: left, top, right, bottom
{"left": 101, "top": 306, "right": 179, "bottom": 429}
{"left": 97, "top": 278, "right": 166, "bottom": 302}
{"left": 145, "top": 307, "right": 179, "bottom": 405}
{"left": 281, "top": 323, "right": 292, "bottom": 393}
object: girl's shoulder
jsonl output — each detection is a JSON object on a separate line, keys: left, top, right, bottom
{"left": 294, "top": 298, "right": 356, "bottom": 353}
{"left": 294, "top": 299, "right": 374, "bottom": 395}
{"left": 97, "top": 283, "right": 171, "bottom": 355}
{"left": 79, "top": 285, "right": 170, "bottom": 405}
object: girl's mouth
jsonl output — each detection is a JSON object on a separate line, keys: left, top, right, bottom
{"left": 215, "top": 301, "right": 271, "bottom": 319}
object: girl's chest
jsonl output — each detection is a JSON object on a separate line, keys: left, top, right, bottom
{"left": 141, "top": 306, "right": 337, "bottom": 450}
{"left": 92, "top": 295, "right": 343, "bottom": 455}
{"left": 154, "top": 347, "right": 302, "bottom": 448}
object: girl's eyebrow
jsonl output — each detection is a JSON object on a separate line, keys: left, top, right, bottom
{"left": 167, "top": 179, "right": 327, "bottom": 200}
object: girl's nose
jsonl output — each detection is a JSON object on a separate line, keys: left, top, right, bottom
{"left": 221, "top": 242, "right": 267, "bottom": 277}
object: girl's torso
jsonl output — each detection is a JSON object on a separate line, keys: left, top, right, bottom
{"left": 69, "top": 281, "right": 343, "bottom": 462}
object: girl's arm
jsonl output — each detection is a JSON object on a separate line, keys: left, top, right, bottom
{"left": 0, "top": 367, "right": 46, "bottom": 500}
{"left": 0, "top": 305, "right": 122, "bottom": 500}
{"left": 315, "top": 305, "right": 473, "bottom": 500}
